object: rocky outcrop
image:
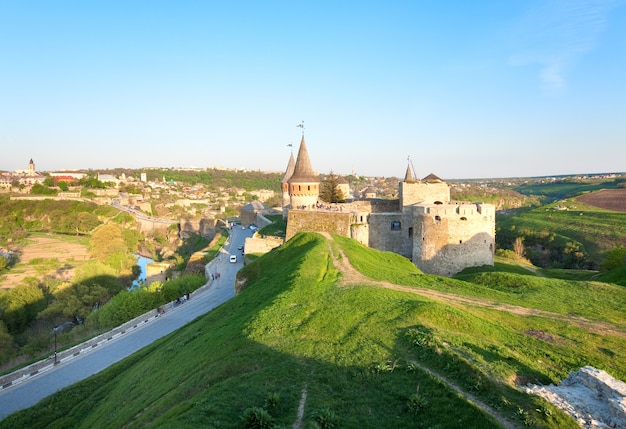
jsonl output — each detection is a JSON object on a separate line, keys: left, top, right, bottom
{"left": 525, "top": 366, "right": 626, "bottom": 429}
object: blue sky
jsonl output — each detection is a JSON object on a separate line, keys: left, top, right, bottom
{"left": 1, "top": 1, "right": 625, "bottom": 179}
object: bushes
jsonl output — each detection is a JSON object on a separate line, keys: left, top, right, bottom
{"left": 93, "top": 289, "right": 161, "bottom": 328}
{"left": 89, "top": 274, "right": 206, "bottom": 329}
{"left": 159, "top": 274, "right": 206, "bottom": 302}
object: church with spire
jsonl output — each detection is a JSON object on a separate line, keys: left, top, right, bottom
{"left": 281, "top": 137, "right": 495, "bottom": 276}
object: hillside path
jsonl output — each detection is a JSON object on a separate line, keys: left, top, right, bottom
{"left": 321, "top": 233, "right": 626, "bottom": 339}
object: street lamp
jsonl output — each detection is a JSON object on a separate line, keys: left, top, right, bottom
{"left": 53, "top": 325, "right": 60, "bottom": 364}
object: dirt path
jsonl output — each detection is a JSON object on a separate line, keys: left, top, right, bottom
{"left": 321, "top": 233, "right": 626, "bottom": 339}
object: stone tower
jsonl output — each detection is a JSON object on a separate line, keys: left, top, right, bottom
{"left": 281, "top": 151, "right": 296, "bottom": 218}
{"left": 28, "top": 159, "right": 36, "bottom": 176}
{"left": 288, "top": 136, "right": 319, "bottom": 209}
{"left": 399, "top": 162, "right": 450, "bottom": 207}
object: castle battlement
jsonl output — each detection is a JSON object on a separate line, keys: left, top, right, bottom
{"left": 415, "top": 202, "right": 495, "bottom": 220}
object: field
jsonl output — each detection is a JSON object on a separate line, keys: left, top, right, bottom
{"left": 0, "top": 233, "right": 90, "bottom": 290}
{"left": 577, "top": 189, "right": 626, "bottom": 212}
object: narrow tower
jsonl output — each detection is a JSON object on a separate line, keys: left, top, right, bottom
{"left": 281, "top": 151, "right": 296, "bottom": 218}
{"left": 288, "top": 136, "right": 319, "bottom": 209}
{"left": 28, "top": 159, "right": 36, "bottom": 176}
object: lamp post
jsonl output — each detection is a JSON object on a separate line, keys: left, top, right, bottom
{"left": 53, "top": 325, "right": 59, "bottom": 364}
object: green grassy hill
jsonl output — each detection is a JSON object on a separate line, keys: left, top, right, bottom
{"left": 3, "top": 233, "right": 626, "bottom": 428}
{"left": 497, "top": 199, "right": 626, "bottom": 268}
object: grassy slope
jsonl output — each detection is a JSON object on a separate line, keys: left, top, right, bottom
{"left": 4, "top": 233, "right": 626, "bottom": 428}
{"left": 497, "top": 199, "right": 626, "bottom": 264}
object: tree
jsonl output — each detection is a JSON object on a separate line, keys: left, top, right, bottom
{"left": 57, "top": 181, "right": 69, "bottom": 191}
{"left": 30, "top": 183, "right": 58, "bottom": 196}
{"left": 319, "top": 172, "right": 346, "bottom": 204}
{"left": 602, "top": 246, "right": 626, "bottom": 271}
{"left": 513, "top": 237, "right": 525, "bottom": 260}
{"left": 0, "top": 285, "right": 46, "bottom": 333}
{"left": 90, "top": 224, "right": 128, "bottom": 264}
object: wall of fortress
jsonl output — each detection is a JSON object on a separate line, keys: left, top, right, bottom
{"left": 367, "top": 212, "right": 413, "bottom": 258}
{"left": 244, "top": 235, "right": 283, "bottom": 254}
{"left": 412, "top": 203, "right": 495, "bottom": 276}
{"left": 284, "top": 199, "right": 495, "bottom": 276}
{"left": 286, "top": 210, "right": 352, "bottom": 241}
{"left": 400, "top": 182, "right": 450, "bottom": 206}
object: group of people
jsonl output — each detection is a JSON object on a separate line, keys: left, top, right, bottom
{"left": 210, "top": 272, "right": 221, "bottom": 280}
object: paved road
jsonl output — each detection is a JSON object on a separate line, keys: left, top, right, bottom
{"left": 0, "top": 226, "right": 252, "bottom": 421}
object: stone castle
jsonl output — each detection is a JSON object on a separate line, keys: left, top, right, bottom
{"left": 281, "top": 136, "right": 495, "bottom": 276}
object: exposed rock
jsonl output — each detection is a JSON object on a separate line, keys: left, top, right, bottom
{"left": 525, "top": 366, "right": 626, "bottom": 429}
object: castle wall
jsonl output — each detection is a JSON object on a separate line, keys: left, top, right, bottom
{"left": 346, "top": 199, "right": 399, "bottom": 213}
{"left": 240, "top": 209, "right": 258, "bottom": 226}
{"left": 350, "top": 223, "right": 369, "bottom": 246}
{"left": 367, "top": 212, "right": 413, "bottom": 258}
{"left": 137, "top": 217, "right": 173, "bottom": 236}
{"left": 180, "top": 217, "right": 216, "bottom": 237}
{"left": 400, "top": 182, "right": 450, "bottom": 206}
{"left": 412, "top": 203, "right": 495, "bottom": 276}
{"left": 285, "top": 210, "right": 352, "bottom": 241}
{"left": 244, "top": 236, "right": 283, "bottom": 254}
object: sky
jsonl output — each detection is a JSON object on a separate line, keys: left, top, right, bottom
{"left": 1, "top": 1, "right": 625, "bottom": 179}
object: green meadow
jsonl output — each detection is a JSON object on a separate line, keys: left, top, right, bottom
{"left": 3, "top": 232, "right": 625, "bottom": 428}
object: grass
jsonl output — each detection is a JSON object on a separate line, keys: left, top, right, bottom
{"left": 258, "top": 214, "right": 286, "bottom": 237}
{"left": 497, "top": 200, "right": 626, "bottom": 265}
{"left": 202, "top": 229, "right": 229, "bottom": 263}
{"left": 3, "top": 232, "right": 625, "bottom": 428}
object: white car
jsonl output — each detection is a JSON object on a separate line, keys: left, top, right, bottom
{"left": 229, "top": 255, "right": 237, "bottom": 263}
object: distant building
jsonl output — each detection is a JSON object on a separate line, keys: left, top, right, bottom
{"left": 97, "top": 173, "right": 121, "bottom": 187}
{"left": 48, "top": 171, "right": 86, "bottom": 186}
{"left": 0, "top": 159, "right": 46, "bottom": 188}
{"left": 240, "top": 200, "right": 267, "bottom": 227}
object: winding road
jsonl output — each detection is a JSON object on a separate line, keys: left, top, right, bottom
{"left": 0, "top": 226, "right": 252, "bottom": 421}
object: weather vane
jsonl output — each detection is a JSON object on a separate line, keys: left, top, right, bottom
{"left": 296, "top": 120, "right": 305, "bottom": 136}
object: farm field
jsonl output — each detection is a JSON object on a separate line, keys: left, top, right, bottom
{"left": 0, "top": 233, "right": 90, "bottom": 290}
{"left": 577, "top": 189, "right": 626, "bottom": 212}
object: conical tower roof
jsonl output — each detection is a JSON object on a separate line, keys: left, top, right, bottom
{"left": 404, "top": 163, "right": 417, "bottom": 182}
{"left": 288, "top": 136, "right": 318, "bottom": 183}
{"left": 281, "top": 152, "right": 296, "bottom": 184}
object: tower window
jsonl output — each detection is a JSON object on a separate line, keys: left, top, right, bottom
{"left": 435, "top": 215, "right": 441, "bottom": 221}
{"left": 391, "top": 221, "right": 401, "bottom": 231}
